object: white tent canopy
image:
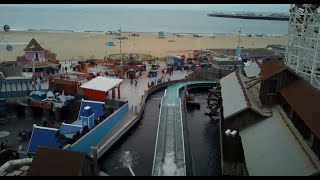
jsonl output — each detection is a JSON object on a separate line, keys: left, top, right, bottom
{"left": 80, "top": 76, "right": 123, "bottom": 92}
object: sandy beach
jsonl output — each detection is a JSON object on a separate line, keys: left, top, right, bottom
{"left": 0, "top": 31, "right": 288, "bottom": 61}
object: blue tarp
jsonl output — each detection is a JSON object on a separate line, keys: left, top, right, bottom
{"left": 59, "top": 123, "right": 82, "bottom": 135}
{"left": 167, "top": 56, "right": 182, "bottom": 69}
{"left": 30, "top": 91, "right": 47, "bottom": 101}
{"left": 78, "top": 100, "right": 106, "bottom": 120}
{"left": 158, "top": 31, "right": 165, "bottom": 37}
{"left": 106, "top": 41, "right": 116, "bottom": 46}
{"left": 28, "top": 126, "right": 61, "bottom": 154}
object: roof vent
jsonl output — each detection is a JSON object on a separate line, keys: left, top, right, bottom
{"left": 230, "top": 130, "right": 237, "bottom": 137}
{"left": 225, "top": 129, "right": 231, "bottom": 136}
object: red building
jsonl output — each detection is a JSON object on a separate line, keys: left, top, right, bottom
{"left": 80, "top": 76, "right": 123, "bottom": 101}
{"left": 48, "top": 73, "right": 86, "bottom": 95}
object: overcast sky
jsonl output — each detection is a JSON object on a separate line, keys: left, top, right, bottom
{"left": 0, "top": 4, "right": 291, "bottom": 12}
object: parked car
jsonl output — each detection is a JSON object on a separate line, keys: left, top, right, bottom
{"left": 193, "top": 34, "right": 202, "bottom": 38}
{"left": 115, "top": 36, "right": 128, "bottom": 40}
{"left": 130, "top": 33, "right": 139, "bottom": 36}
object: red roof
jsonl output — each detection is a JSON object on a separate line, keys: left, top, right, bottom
{"left": 24, "top": 38, "right": 45, "bottom": 52}
{"left": 260, "top": 59, "right": 287, "bottom": 80}
{"left": 279, "top": 79, "right": 320, "bottom": 139}
{"left": 44, "top": 50, "right": 57, "bottom": 61}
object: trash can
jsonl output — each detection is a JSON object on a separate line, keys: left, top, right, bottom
{"left": 150, "top": 70, "right": 157, "bottom": 77}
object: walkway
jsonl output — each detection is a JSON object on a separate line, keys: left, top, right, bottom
{"left": 57, "top": 61, "right": 189, "bottom": 111}
{"left": 152, "top": 81, "right": 215, "bottom": 176}
{"left": 119, "top": 64, "right": 189, "bottom": 111}
{"left": 96, "top": 110, "right": 135, "bottom": 158}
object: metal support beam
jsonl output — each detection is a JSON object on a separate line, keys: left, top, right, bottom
{"left": 286, "top": 4, "right": 320, "bottom": 89}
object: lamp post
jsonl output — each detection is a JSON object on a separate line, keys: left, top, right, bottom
{"left": 236, "top": 27, "right": 242, "bottom": 59}
{"left": 32, "top": 50, "right": 36, "bottom": 77}
{"left": 119, "top": 26, "right": 122, "bottom": 65}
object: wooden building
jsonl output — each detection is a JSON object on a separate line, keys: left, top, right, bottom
{"left": 220, "top": 58, "right": 320, "bottom": 175}
{"left": 27, "top": 147, "right": 96, "bottom": 176}
{"left": 256, "top": 59, "right": 320, "bottom": 159}
{"left": 279, "top": 79, "right": 320, "bottom": 159}
{"left": 259, "top": 59, "right": 299, "bottom": 106}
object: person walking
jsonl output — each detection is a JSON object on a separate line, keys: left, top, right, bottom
{"left": 31, "top": 80, "right": 35, "bottom": 90}
{"left": 40, "top": 72, "right": 44, "bottom": 83}
{"left": 134, "top": 79, "right": 138, "bottom": 88}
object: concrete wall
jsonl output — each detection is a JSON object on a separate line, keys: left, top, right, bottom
{"left": 188, "top": 68, "right": 233, "bottom": 81}
{"left": 68, "top": 103, "right": 129, "bottom": 154}
{"left": 223, "top": 109, "right": 262, "bottom": 132}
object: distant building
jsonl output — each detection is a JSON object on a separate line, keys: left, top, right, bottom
{"left": 23, "top": 38, "right": 46, "bottom": 62}
{"left": 207, "top": 47, "right": 285, "bottom": 62}
{"left": 211, "top": 59, "right": 244, "bottom": 71}
{"left": 16, "top": 38, "right": 58, "bottom": 78}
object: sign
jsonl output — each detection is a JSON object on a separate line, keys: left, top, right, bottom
{"left": 30, "top": 100, "right": 52, "bottom": 110}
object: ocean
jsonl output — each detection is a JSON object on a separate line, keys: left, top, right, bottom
{"left": 0, "top": 5, "right": 290, "bottom": 35}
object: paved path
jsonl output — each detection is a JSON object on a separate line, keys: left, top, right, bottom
{"left": 117, "top": 64, "right": 189, "bottom": 111}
